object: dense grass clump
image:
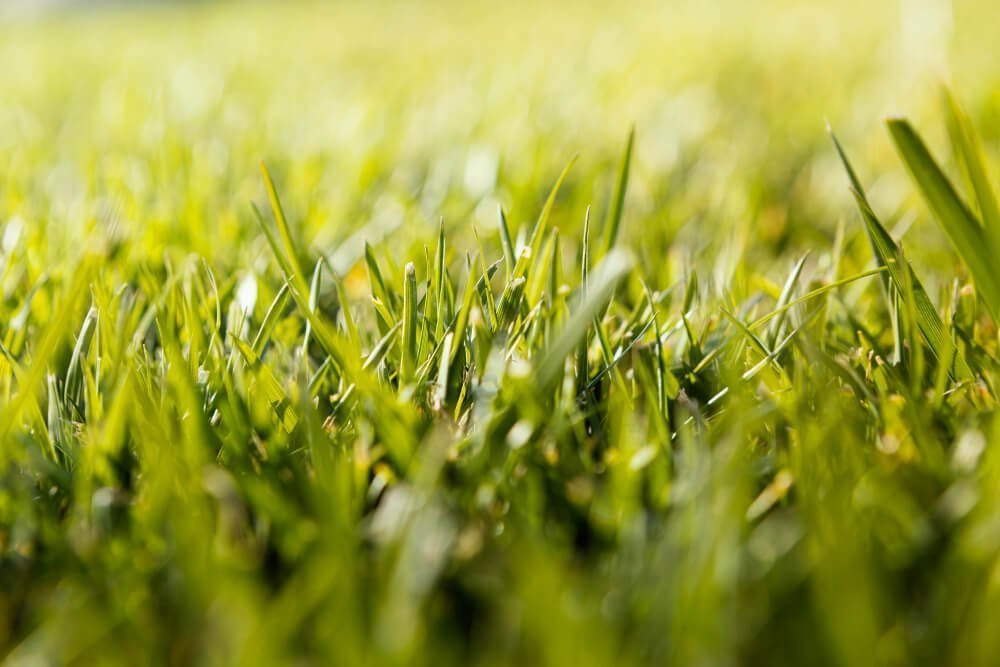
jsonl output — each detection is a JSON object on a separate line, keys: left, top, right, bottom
{"left": 6, "top": 1, "right": 1000, "bottom": 665}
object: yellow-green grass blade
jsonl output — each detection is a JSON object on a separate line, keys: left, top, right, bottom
{"left": 497, "top": 206, "right": 516, "bottom": 280}
{"left": 527, "top": 156, "right": 577, "bottom": 267}
{"left": 235, "top": 338, "right": 299, "bottom": 432}
{"left": 601, "top": 126, "right": 634, "bottom": 256}
{"left": 399, "top": 262, "right": 419, "bottom": 386}
{"left": 449, "top": 260, "right": 479, "bottom": 366}
{"left": 832, "top": 129, "right": 974, "bottom": 380}
{"left": 851, "top": 189, "right": 973, "bottom": 380}
{"left": 260, "top": 161, "right": 308, "bottom": 288}
{"left": 942, "top": 87, "right": 1000, "bottom": 254}
{"left": 887, "top": 118, "right": 1000, "bottom": 319}
{"left": 537, "top": 249, "right": 633, "bottom": 390}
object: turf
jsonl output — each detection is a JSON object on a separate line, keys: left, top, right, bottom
{"left": 4, "top": 1, "right": 1000, "bottom": 665}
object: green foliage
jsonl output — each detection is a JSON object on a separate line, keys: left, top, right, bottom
{"left": 888, "top": 117, "right": 1000, "bottom": 319}
{"left": 5, "top": 2, "right": 1000, "bottom": 666}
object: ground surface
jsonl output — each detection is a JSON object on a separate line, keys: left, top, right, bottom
{"left": 3, "top": 1, "right": 1000, "bottom": 665}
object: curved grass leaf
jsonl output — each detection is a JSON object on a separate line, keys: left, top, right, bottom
{"left": 942, "top": 88, "right": 1000, "bottom": 252}
{"left": 887, "top": 118, "right": 1000, "bottom": 319}
{"left": 601, "top": 126, "right": 634, "bottom": 255}
{"left": 527, "top": 156, "right": 577, "bottom": 265}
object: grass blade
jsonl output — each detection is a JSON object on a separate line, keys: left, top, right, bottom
{"left": 538, "top": 249, "right": 633, "bottom": 390}
{"left": 450, "top": 259, "right": 479, "bottom": 365}
{"left": 887, "top": 118, "right": 1000, "bottom": 318}
{"left": 260, "top": 161, "right": 307, "bottom": 285}
{"left": 64, "top": 306, "right": 98, "bottom": 410}
{"left": 942, "top": 87, "right": 1000, "bottom": 250}
{"left": 251, "top": 283, "right": 290, "bottom": 357}
{"left": 400, "top": 262, "right": 419, "bottom": 386}
{"left": 831, "top": 128, "right": 973, "bottom": 379}
{"left": 433, "top": 221, "right": 447, "bottom": 342}
{"left": 498, "top": 206, "right": 515, "bottom": 280}
{"left": 767, "top": 254, "right": 808, "bottom": 347}
{"left": 527, "top": 156, "right": 578, "bottom": 264}
{"left": 301, "top": 258, "right": 324, "bottom": 359}
{"left": 601, "top": 126, "right": 634, "bottom": 255}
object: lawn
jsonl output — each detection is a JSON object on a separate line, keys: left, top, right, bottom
{"left": 3, "top": 1, "right": 1000, "bottom": 664}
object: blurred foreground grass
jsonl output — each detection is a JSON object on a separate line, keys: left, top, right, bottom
{"left": 4, "top": 0, "right": 1000, "bottom": 664}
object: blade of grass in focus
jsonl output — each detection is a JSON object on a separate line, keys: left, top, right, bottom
{"left": 887, "top": 117, "right": 1000, "bottom": 319}
{"left": 831, "top": 128, "right": 974, "bottom": 380}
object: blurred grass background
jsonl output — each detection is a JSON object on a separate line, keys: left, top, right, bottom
{"left": 5, "top": 1, "right": 1000, "bottom": 665}
{"left": 4, "top": 0, "right": 997, "bottom": 275}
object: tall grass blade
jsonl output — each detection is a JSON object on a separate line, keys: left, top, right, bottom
{"left": 538, "top": 249, "right": 633, "bottom": 390}
{"left": 450, "top": 260, "right": 479, "bottom": 365}
{"left": 252, "top": 284, "right": 291, "bottom": 357}
{"left": 497, "top": 206, "right": 515, "bottom": 279}
{"left": 887, "top": 118, "right": 1000, "bottom": 318}
{"left": 260, "top": 161, "right": 307, "bottom": 284}
{"left": 601, "top": 126, "right": 634, "bottom": 255}
{"left": 527, "top": 156, "right": 577, "bottom": 263}
{"left": 831, "top": 129, "right": 973, "bottom": 379}
{"left": 64, "top": 306, "right": 98, "bottom": 410}
{"left": 400, "top": 262, "right": 419, "bottom": 386}
{"left": 942, "top": 88, "right": 1000, "bottom": 250}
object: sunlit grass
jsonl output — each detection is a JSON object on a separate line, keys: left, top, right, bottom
{"left": 4, "top": 1, "right": 1000, "bottom": 665}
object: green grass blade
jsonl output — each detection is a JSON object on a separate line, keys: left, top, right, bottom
{"left": 641, "top": 280, "right": 671, "bottom": 411}
{"left": 433, "top": 332, "right": 454, "bottom": 412}
{"left": 252, "top": 202, "right": 298, "bottom": 284}
{"left": 527, "top": 156, "right": 577, "bottom": 264}
{"left": 576, "top": 206, "right": 592, "bottom": 394}
{"left": 767, "top": 254, "right": 808, "bottom": 347}
{"left": 449, "top": 260, "right": 479, "bottom": 365}
{"left": 748, "top": 267, "right": 884, "bottom": 331}
{"left": 585, "top": 315, "right": 654, "bottom": 394}
{"left": 547, "top": 227, "right": 560, "bottom": 309}
{"left": 497, "top": 206, "right": 515, "bottom": 280}
{"left": 887, "top": 118, "right": 1000, "bottom": 318}
{"left": 364, "top": 242, "right": 394, "bottom": 319}
{"left": 363, "top": 321, "right": 402, "bottom": 371}
{"left": 538, "top": 249, "right": 633, "bottom": 390}
{"left": 526, "top": 229, "right": 557, "bottom": 309}
{"left": 433, "top": 221, "right": 447, "bottom": 342}
{"left": 495, "top": 276, "right": 526, "bottom": 332}
{"left": 301, "top": 258, "right": 324, "bottom": 359}
{"left": 943, "top": 88, "right": 1000, "bottom": 245}
{"left": 851, "top": 189, "right": 972, "bottom": 379}
{"left": 601, "top": 126, "right": 634, "bottom": 255}
{"left": 260, "top": 161, "right": 307, "bottom": 285}
{"left": 0, "top": 265, "right": 91, "bottom": 455}
{"left": 64, "top": 306, "right": 98, "bottom": 410}
{"left": 828, "top": 129, "right": 891, "bottom": 294}
{"left": 399, "top": 262, "right": 419, "bottom": 386}
{"left": 471, "top": 226, "right": 497, "bottom": 331}
{"left": 235, "top": 339, "right": 298, "bottom": 432}
{"left": 323, "top": 261, "right": 360, "bottom": 348}
{"left": 251, "top": 283, "right": 290, "bottom": 357}
{"left": 831, "top": 129, "right": 973, "bottom": 379}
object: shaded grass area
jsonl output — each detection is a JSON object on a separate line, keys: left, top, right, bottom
{"left": 5, "top": 1, "right": 1000, "bottom": 664}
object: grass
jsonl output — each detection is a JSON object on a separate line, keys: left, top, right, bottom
{"left": 5, "top": 1, "right": 1000, "bottom": 665}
